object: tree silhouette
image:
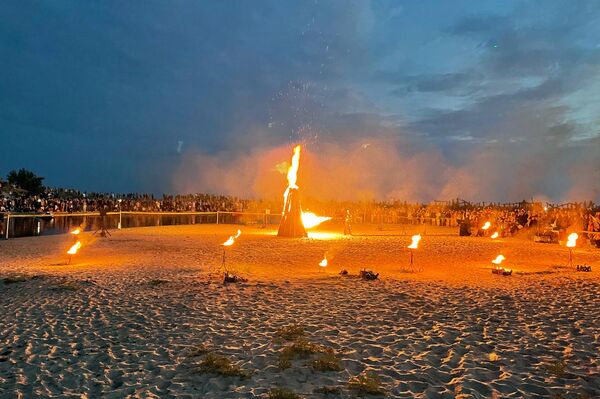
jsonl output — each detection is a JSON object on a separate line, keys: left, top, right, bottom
{"left": 7, "top": 169, "right": 45, "bottom": 196}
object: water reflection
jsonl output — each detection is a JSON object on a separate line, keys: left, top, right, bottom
{"left": 1, "top": 213, "right": 281, "bottom": 239}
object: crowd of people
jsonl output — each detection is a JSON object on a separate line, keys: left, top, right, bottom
{"left": 1, "top": 185, "right": 599, "bottom": 244}
{"left": 0, "top": 187, "right": 248, "bottom": 214}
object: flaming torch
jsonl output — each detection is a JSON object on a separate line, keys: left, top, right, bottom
{"left": 566, "top": 232, "right": 578, "bottom": 267}
{"left": 67, "top": 241, "right": 82, "bottom": 264}
{"left": 220, "top": 229, "right": 241, "bottom": 272}
{"left": 318, "top": 253, "right": 328, "bottom": 272}
{"left": 407, "top": 234, "right": 422, "bottom": 269}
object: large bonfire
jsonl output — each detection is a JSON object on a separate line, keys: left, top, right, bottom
{"left": 277, "top": 145, "right": 330, "bottom": 237}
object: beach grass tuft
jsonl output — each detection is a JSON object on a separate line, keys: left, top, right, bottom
{"left": 2, "top": 275, "right": 30, "bottom": 285}
{"left": 544, "top": 360, "right": 567, "bottom": 377}
{"left": 275, "top": 324, "right": 306, "bottom": 341}
{"left": 51, "top": 281, "right": 80, "bottom": 291}
{"left": 279, "top": 338, "right": 326, "bottom": 368}
{"left": 314, "top": 385, "right": 342, "bottom": 395}
{"left": 189, "top": 343, "right": 211, "bottom": 357}
{"left": 148, "top": 279, "right": 168, "bottom": 286}
{"left": 310, "top": 350, "right": 343, "bottom": 372}
{"left": 348, "top": 372, "right": 385, "bottom": 395}
{"left": 269, "top": 387, "right": 302, "bottom": 399}
{"left": 197, "top": 353, "right": 251, "bottom": 378}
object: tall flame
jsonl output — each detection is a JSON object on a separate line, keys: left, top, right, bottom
{"left": 482, "top": 222, "right": 491, "bottom": 230}
{"left": 302, "top": 212, "right": 332, "bottom": 229}
{"left": 67, "top": 241, "right": 82, "bottom": 255}
{"left": 282, "top": 145, "right": 301, "bottom": 213}
{"left": 222, "top": 230, "right": 242, "bottom": 247}
{"left": 280, "top": 145, "right": 330, "bottom": 229}
{"left": 491, "top": 232, "right": 499, "bottom": 239}
{"left": 319, "top": 254, "right": 328, "bottom": 267}
{"left": 566, "top": 233, "right": 578, "bottom": 248}
{"left": 492, "top": 255, "right": 505, "bottom": 265}
{"left": 408, "top": 234, "right": 421, "bottom": 249}
{"left": 287, "top": 145, "right": 301, "bottom": 190}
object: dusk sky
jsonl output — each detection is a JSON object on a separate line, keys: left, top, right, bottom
{"left": 1, "top": 1, "right": 599, "bottom": 201}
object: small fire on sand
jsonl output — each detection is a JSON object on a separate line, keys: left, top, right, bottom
{"left": 566, "top": 232, "right": 578, "bottom": 267}
{"left": 318, "top": 253, "right": 328, "bottom": 271}
{"left": 491, "top": 254, "right": 512, "bottom": 275}
{"left": 277, "top": 145, "right": 331, "bottom": 237}
{"left": 70, "top": 227, "right": 81, "bottom": 235}
{"left": 491, "top": 232, "right": 499, "bottom": 239}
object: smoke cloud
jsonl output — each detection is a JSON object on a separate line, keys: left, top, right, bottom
{"left": 172, "top": 132, "right": 600, "bottom": 204}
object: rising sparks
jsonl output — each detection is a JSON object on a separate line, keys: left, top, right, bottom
{"left": 492, "top": 255, "right": 505, "bottom": 265}
{"left": 408, "top": 234, "right": 422, "bottom": 249}
{"left": 222, "top": 229, "right": 242, "bottom": 247}
{"left": 566, "top": 233, "right": 578, "bottom": 248}
{"left": 67, "top": 241, "right": 82, "bottom": 255}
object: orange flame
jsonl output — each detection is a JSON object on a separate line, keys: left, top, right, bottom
{"left": 282, "top": 145, "right": 301, "bottom": 214}
{"left": 67, "top": 241, "right": 82, "bottom": 255}
{"left": 280, "top": 145, "right": 331, "bottom": 229}
{"left": 482, "top": 221, "right": 491, "bottom": 230}
{"left": 70, "top": 228, "right": 81, "bottom": 235}
{"left": 302, "top": 212, "right": 332, "bottom": 229}
{"left": 566, "top": 233, "right": 578, "bottom": 248}
{"left": 491, "top": 232, "right": 499, "bottom": 239}
{"left": 408, "top": 234, "right": 421, "bottom": 249}
{"left": 222, "top": 229, "right": 241, "bottom": 247}
{"left": 492, "top": 255, "right": 505, "bottom": 265}
{"left": 318, "top": 254, "right": 328, "bottom": 267}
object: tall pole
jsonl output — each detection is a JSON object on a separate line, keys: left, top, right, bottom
{"left": 4, "top": 213, "right": 9, "bottom": 240}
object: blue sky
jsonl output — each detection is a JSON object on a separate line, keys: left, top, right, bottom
{"left": 1, "top": 1, "right": 599, "bottom": 200}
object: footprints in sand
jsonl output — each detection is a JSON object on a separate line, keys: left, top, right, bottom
{"left": 1, "top": 275, "right": 599, "bottom": 398}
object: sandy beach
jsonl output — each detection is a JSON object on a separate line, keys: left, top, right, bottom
{"left": 1, "top": 224, "right": 599, "bottom": 398}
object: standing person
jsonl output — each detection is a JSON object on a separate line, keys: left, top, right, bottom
{"left": 344, "top": 209, "right": 353, "bottom": 235}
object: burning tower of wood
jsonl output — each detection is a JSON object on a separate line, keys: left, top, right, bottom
{"left": 277, "top": 145, "right": 331, "bottom": 237}
{"left": 278, "top": 145, "right": 307, "bottom": 238}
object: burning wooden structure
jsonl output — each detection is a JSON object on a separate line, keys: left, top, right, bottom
{"left": 277, "top": 145, "right": 330, "bottom": 237}
{"left": 278, "top": 187, "right": 307, "bottom": 237}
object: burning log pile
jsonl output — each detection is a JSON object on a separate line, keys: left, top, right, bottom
{"left": 360, "top": 269, "right": 379, "bottom": 280}
{"left": 491, "top": 255, "right": 512, "bottom": 276}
